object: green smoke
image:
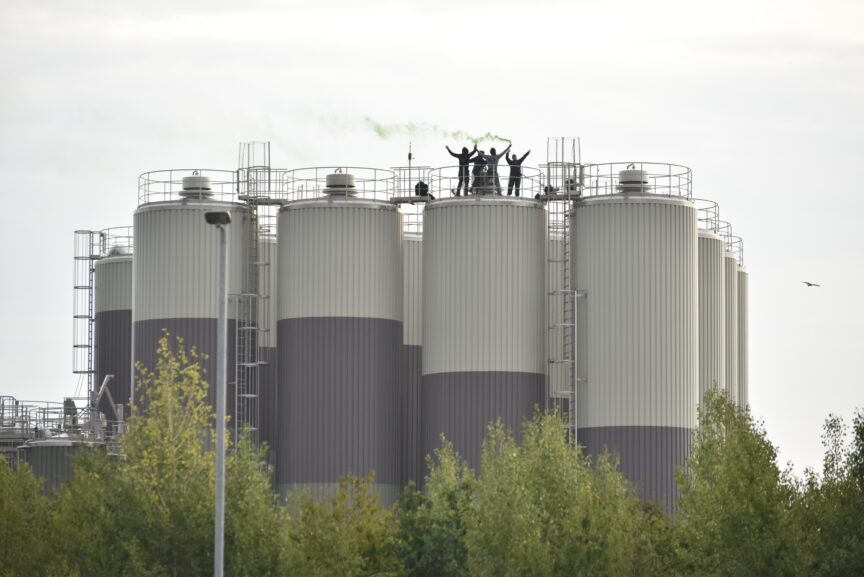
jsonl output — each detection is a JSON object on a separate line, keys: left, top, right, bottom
{"left": 363, "top": 116, "right": 511, "bottom": 145}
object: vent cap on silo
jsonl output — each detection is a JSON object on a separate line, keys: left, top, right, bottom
{"left": 180, "top": 172, "right": 214, "bottom": 198}
{"left": 617, "top": 164, "right": 651, "bottom": 193}
{"left": 324, "top": 171, "right": 357, "bottom": 196}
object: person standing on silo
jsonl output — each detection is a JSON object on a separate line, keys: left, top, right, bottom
{"left": 486, "top": 143, "right": 512, "bottom": 194}
{"left": 506, "top": 149, "right": 531, "bottom": 196}
{"left": 470, "top": 150, "right": 490, "bottom": 194}
{"left": 445, "top": 144, "right": 478, "bottom": 196}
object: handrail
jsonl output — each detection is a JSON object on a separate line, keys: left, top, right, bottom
{"left": 580, "top": 162, "right": 692, "bottom": 199}
{"left": 280, "top": 167, "right": 395, "bottom": 202}
{"left": 428, "top": 165, "right": 544, "bottom": 199}
{"left": 694, "top": 198, "right": 720, "bottom": 233}
{"left": 138, "top": 169, "right": 241, "bottom": 206}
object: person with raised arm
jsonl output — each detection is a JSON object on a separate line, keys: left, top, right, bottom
{"left": 445, "top": 144, "right": 478, "bottom": 196}
{"left": 486, "top": 143, "right": 512, "bottom": 194}
{"left": 506, "top": 149, "right": 531, "bottom": 196}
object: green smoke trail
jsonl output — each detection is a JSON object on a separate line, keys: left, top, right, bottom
{"left": 363, "top": 116, "right": 511, "bottom": 145}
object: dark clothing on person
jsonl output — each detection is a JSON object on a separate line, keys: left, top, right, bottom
{"left": 447, "top": 147, "right": 477, "bottom": 195}
{"left": 487, "top": 146, "right": 510, "bottom": 194}
{"left": 414, "top": 180, "right": 433, "bottom": 200}
{"left": 506, "top": 151, "right": 531, "bottom": 196}
{"left": 470, "top": 153, "right": 490, "bottom": 194}
{"left": 508, "top": 177, "right": 522, "bottom": 196}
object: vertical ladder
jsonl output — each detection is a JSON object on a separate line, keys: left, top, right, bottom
{"left": 73, "top": 230, "right": 103, "bottom": 400}
{"left": 233, "top": 142, "right": 272, "bottom": 445}
{"left": 544, "top": 137, "right": 583, "bottom": 447}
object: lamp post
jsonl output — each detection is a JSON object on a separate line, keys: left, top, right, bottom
{"left": 205, "top": 210, "right": 231, "bottom": 577}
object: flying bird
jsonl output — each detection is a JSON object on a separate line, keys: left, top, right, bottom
{"left": 802, "top": 281, "right": 821, "bottom": 287}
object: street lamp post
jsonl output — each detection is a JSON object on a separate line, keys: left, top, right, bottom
{"left": 205, "top": 211, "right": 231, "bottom": 577}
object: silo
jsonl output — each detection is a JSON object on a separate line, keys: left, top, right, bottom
{"left": 20, "top": 439, "right": 102, "bottom": 494}
{"left": 723, "top": 251, "right": 739, "bottom": 404}
{"left": 94, "top": 238, "right": 133, "bottom": 425}
{"left": 276, "top": 171, "right": 402, "bottom": 503}
{"left": 257, "top": 236, "right": 278, "bottom": 465}
{"left": 421, "top": 196, "right": 546, "bottom": 473}
{"left": 737, "top": 264, "right": 749, "bottom": 408}
{"left": 133, "top": 171, "right": 249, "bottom": 419}
{"left": 401, "top": 233, "right": 423, "bottom": 486}
{"left": 697, "top": 227, "right": 726, "bottom": 402}
{"left": 572, "top": 164, "right": 698, "bottom": 513}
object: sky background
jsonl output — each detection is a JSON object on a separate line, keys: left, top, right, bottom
{"left": 1, "top": 0, "right": 861, "bottom": 475}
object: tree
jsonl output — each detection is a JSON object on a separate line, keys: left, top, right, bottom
{"left": 675, "top": 389, "right": 800, "bottom": 577}
{"left": 464, "top": 412, "right": 645, "bottom": 577}
{"left": 285, "top": 473, "right": 402, "bottom": 577}
{"left": 794, "top": 409, "right": 864, "bottom": 577}
{"left": 51, "top": 333, "right": 284, "bottom": 577}
{"left": 396, "top": 440, "right": 473, "bottom": 577}
{"left": 0, "top": 459, "right": 54, "bottom": 577}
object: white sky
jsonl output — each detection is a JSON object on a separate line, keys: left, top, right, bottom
{"left": 1, "top": 0, "right": 862, "bottom": 475}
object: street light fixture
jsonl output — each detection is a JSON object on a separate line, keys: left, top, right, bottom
{"left": 205, "top": 210, "right": 230, "bottom": 577}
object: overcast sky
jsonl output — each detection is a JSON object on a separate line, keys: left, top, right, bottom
{"left": 1, "top": 0, "right": 862, "bottom": 475}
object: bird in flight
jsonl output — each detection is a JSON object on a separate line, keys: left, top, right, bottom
{"left": 802, "top": 281, "right": 821, "bottom": 287}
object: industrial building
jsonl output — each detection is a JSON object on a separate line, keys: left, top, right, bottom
{"left": 0, "top": 138, "right": 749, "bottom": 513}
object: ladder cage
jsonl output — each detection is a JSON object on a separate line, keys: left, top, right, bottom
{"left": 544, "top": 137, "right": 581, "bottom": 445}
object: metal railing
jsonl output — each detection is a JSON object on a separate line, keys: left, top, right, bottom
{"left": 694, "top": 199, "right": 720, "bottom": 232}
{"left": 717, "top": 220, "right": 744, "bottom": 264}
{"left": 280, "top": 167, "right": 395, "bottom": 202}
{"left": 728, "top": 235, "right": 744, "bottom": 265}
{"left": 138, "top": 169, "right": 242, "bottom": 205}
{"left": 428, "top": 165, "right": 544, "bottom": 199}
{"left": 391, "top": 165, "right": 432, "bottom": 236}
{"left": 98, "top": 226, "right": 134, "bottom": 256}
{"left": 580, "top": 162, "right": 692, "bottom": 199}
{"left": 0, "top": 396, "right": 119, "bottom": 448}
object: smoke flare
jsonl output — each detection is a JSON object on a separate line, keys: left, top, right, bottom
{"left": 363, "top": 116, "right": 511, "bottom": 145}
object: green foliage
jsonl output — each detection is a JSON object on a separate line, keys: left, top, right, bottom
{"left": 396, "top": 440, "right": 473, "bottom": 577}
{"left": 464, "top": 412, "right": 646, "bottom": 577}
{"left": 285, "top": 473, "right": 401, "bottom": 577}
{"left": 676, "top": 389, "right": 800, "bottom": 577}
{"left": 49, "top": 333, "right": 284, "bottom": 577}
{"left": 0, "top": 459, "right": 54, "bottom": 577}
{"left": 794, "top": 409, "right": 864, "bottom": 577}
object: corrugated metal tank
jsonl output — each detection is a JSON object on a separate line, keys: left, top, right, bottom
{"left": 94, "top": 254, "right": 133, "bottom": 422}
{"left": 697, "top": 231, "right": 726, "bottom": 403}
{"left": 133, "top": 200, "right": 249, "bottom": 416}
{"left": 737, "top": 266, "right": 749, "bottom": 408}
{"left": 257, "top": 237, "right": 278, "bottom": 467}
{"left": 723, "top": 253, "right": 739, "bottom": 404}
{"left": 20, "top": 439, "right": 103, "bottom": 494}
{"left": 572, "top": 195, "right": 698, "bottom": 512}
{"left": 401, "top": 233, "right": 423, "bottom": 486}
{"left": 421, "top": 197, "right": 546, "bottom": 472}
{"left": 276, "top": 195, "right": 403, "bottom": 503}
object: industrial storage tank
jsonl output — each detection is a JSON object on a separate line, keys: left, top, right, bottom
{"left": 401, "top": 232, "right": 423, "bottom": 486}
{"left": 695, "top": 201, "right": 726, "bottom": 403}
{"left": 720, "top": 223, "right": 739, "bottom": 404}
{"left": 133, "top": 171, "right": 250, "bottom": 420}
{"left": 572, "top": 163, "right": 698, "bottom": 513}
{"left": 421, "top": 195, "right": 546, "bottom": 473}
{"left": 93, "top": 228, "right": 134, "bottom": 426}
{"left": 276, "top": 169, "right": 402, "bottom": 503}
{"left": 19, "top": 438, "right": 102, "bottom": 494}
{"left": 736, "top": 254, "right": 749, "bottom": 408}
